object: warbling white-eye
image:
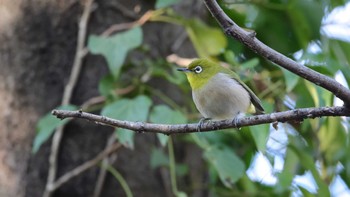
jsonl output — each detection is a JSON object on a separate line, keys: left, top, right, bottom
{"left": 177, "top": 59, "right": 264, "bottom": 129}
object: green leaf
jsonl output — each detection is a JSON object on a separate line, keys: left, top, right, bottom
{"left": 32, "top": 105, "right": 78, "bottom": 153}
{"left": 327, "top": 0, "right": 349, "bottom": 8}
{"left": 330, "top": 39, "right": 350, "bottom": 68}
{"left": 155, "top": 0, "right": 180, "bottom": 9}
{"left": 204, "top": 146, "right": 245, "bottom": 187}
{"left": 165, "top": 67, "right": 188, "bottom": 85}
{"left": 299, "top": 186, "right": 315, "bottom": 197}
{"left": 150, "top": 148, "right": 169, "bottom": 168}
{"left": 156, "top": 134, "right": 169, "bottom": 147}
{"left": 295, "top": 81, "right": 315, "bottom": 108}
{"left": 241, "top": 58, "right": 260, "bottom": 69}
{"left": 150, "top": 105, "right": 187, "bottom": 146}
{"left": 304, "top": 79, "right": 331, "bottom": 108}
{"left": 88, "top": 27, "right": 143, "bottom": 78}
{"left": 98, "top": 74, "right": 116, "bottom": 96}
{"left": 115, "top": 130, "right": 135, "bottom": 149}
{"left": 253, "top": 9, "right": 299, "bottom": 53}
{"left": 340, "top": 134, "right": 350, "bottom": 187}
{"left": 223, "top": 50, "right": 237, "bottom": 66}
{"left": 176, "top": 164, "right": 189, "bottom": 177}
{"left": 318, "top": 117, "right": 346, "bottom": 163}
{"left": 249, "top": 124, "right": 270, "bottom": 153}
{"left": 275, "top": 147, "right": 299, "bottom": 193}
{"left": 176, "top": 191, "right": 188, "bottom": 197}
{"left": 289, "top": 144, "right": 330, "bottom": 196}
{"left": 101, "top": 95, "right": 152, "bottom": 149}
{"left": 101, "top": 95, "right": 151, "bottom": 122}
{"left": 148, "top": 60, "right": 188, "bottom": 85}
{"left": 282, "top": 69, "right": 299, "bottom": 92}
{"left": 286, "top": 0, "right": 323, "bottom": 49}
{"left": 105, "top": 165, "right": 133, "bottom": 197}
{"left": 304, "top": 80, "right": 320, "bottom": 107}
{"left": 186, "top": 19, "right": 227, "bottom": 57}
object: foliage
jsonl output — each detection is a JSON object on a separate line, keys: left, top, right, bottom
{"left": 88, "top": 27, "right": 143, "bottom": 78}
{"left": 101, "top": 95, "right": 152, "bottom": 149}
{"left": 33, "top": 104, "right": 77, "bottom": 153}
{"left": 34, "top": 0, "right": 350, "bottom": 196}
{"left": 149, "top": 105, "right": 187, "bottom": 146}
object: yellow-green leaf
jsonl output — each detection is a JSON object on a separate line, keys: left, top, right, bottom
{"left": 186, "top": 19, "right": 227, "bottom": 58}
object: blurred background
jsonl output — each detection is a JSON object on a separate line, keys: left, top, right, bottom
{"left": 0, "top": 0, "right": 350, "bottom": 196}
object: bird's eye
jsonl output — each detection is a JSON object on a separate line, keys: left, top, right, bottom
{"left": 193, "top": 66, "right": 202, "bottom": 74}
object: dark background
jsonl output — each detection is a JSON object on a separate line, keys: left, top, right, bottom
{"left": 0, "top": 0, "right": 203, "bottom": 196}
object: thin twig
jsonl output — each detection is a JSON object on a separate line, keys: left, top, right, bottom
{"left": 93, "top": 134, "right": 117, "bottom": 197}
{"left": 46, "top": 142, "right": 122, "bottom": 192}
{"left": 80, "top": 85, "right": 135, "bottom": 110}
{"left": 168, "top": 138, "right": 180, "bottom": 196}
{"left": 112, "top": 1, "right": 139, "bottom": 19}
{"left": 105, "top": 165, "right": 133, "bottom": 197}
{"left": 101, "top": 11, "right": 154, "bottom": 36}
{"left": 52, "top": 106, "right": 350, "bottom": 134}
{"left": 171, "top": 30, "right": 188, "bottom": 52}
{"left": 44, "top": 1, "right": 94, "bottom": 197}
{"left": 81, "top": 96, "right": 105, "bottom": 111}
{"left": 203, "top": 0, "right": 350, "bottom": 106}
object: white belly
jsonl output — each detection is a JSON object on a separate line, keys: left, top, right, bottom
{"left": 192, "top": 73, "right": 250, "bottom": 120}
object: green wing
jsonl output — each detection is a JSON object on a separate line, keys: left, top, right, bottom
{"left": 241, "top": 81, "right": 265, "bottom": 113}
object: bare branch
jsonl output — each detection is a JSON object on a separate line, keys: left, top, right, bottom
{"left": 46, "top": 142, "right": 122, "bottom": 192}
{"left": 52, "top": 106, "right": 350, "bottom": 134}
{"left": 44, "top": 1, "right": 95, "bottom": 197}
{"left": 93, "top": 134, "right": 117, "bottom": 197}
{"left": 112, "top": 1, "right": 140, "bottom": 19}
{"left": 101, "top": 10, "right": 154, "bottom": 36}
{"left": 203, "top": 0, "right": 350, "bottom": 106}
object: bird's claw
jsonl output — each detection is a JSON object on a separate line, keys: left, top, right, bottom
{"left": 197, "top": 117, "right": 211, "bottom": 132}
{"left": 232, "top": 117, "right": 240, "bottom": 128}
{"left": 232, "top": 112, "right": 242, "bottom": 129}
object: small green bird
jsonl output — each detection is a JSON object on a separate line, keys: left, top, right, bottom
{"left": 178, "top": 59, "right": 264, "bottom": 127}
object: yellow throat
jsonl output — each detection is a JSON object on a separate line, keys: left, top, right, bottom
{"left": 182, "top": 59, "right": 221, "bottom": 90}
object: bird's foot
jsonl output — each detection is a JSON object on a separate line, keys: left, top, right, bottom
{"left": 231, "top": 112, "right": 243, "bottom": 129}
{"left": 232, "top": 117, "right": 239, "bottom": 128}
{"left": 197, "top": 117, "right": 211, "bottom": 132}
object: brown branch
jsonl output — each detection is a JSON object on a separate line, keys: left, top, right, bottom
{"left": 46, "top": 142, "right": 122, "bottom": 192}
{"left": 52, "top": 106, "right": 350, "bottom": 134}
{"left": 203, "top": 0, "right": 350, "bottom": 106}
{"left": 44, "top": 1, "right": 95, "bottom": 197}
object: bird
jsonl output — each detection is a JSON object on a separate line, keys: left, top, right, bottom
{"left": 177, "top": 58, "right": 264, "bottom": 130}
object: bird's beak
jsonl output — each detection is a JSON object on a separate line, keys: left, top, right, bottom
{"left": 177, "top": 68, "right": 191, "bottom": 72}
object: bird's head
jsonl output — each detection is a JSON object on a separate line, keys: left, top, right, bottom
{"left": 177, "top": 59, "right": 222, "bottom": 90}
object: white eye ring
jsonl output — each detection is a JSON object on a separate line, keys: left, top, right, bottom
{"left": 193, "top": 66, "right": 202, "bottom": 74}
